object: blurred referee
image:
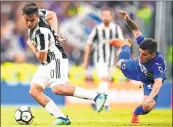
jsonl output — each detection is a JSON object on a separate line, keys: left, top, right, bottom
{"left": 83, "top": 7, "right": 124, "bottom": 111}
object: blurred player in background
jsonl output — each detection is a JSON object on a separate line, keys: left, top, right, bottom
{"left": 83, "top": 7, "right": 124, "bottom": 111}
{"left": 22, "top": 2, "right": 107, "bottom": 125}
{"left": 109, "top": 10, "right": 166, "bottom": 125}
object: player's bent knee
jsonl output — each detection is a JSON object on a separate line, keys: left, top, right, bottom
{"left": 143, "top": 100, "right": 156, "bottom": 112}
{"left": 29, "top": 84, "right": 43, "bottom": 97}
{"left": 52, "top": 85, "right": 63, "bottom": 95}
{"left": 143, "top": 105, "right": 153, "bottom": 113}
{"left": 29, "top": 89, "right": 38, "bottom": 98}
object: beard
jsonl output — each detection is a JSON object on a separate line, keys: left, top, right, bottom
{"left": 103, "top": 20, "right": 110, "bottom": 26}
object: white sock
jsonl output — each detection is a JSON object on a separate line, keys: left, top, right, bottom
{"left": 45, "top": 100, "right": 66, "bottom": 118}
{"left": 98, "top": 81, "right": 109, "bottom": 94}
{"left": 74, "top": 86, "right": 98, "bottom": 100}
{"left": 98, "top": 81, "right": 110, "bottom": 106}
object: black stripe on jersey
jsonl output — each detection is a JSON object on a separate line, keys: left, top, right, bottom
{"left": 109, "top": 29, "right": 113, "bottom": 67}
{"left": 115, "top": 26, "right": 118, "bottom": 38}
{"left": 93, "top": 27, "right": 98, "bottom": 42}
{"left": 48, "top": 34, "right": 51, "bottom": 42}
{"left": 39, "top": 17, "right": 51, "bottom": 29}
{"left": 55, "top": 44, "right": 68, "bottom": 58}
{"left": 39, "top": 17, "right": 68, "bottom": 59}
{"left": 39, "top": 34, "right": 45, "bottom": 50}
{"left": 95, "top": 27, "right": 100, "bottom": 62}
{"left": 103, "top": 44, "right": 106, "bottom": 62}
{"left": 40, "top": 10, "right": 46, "bottom": 15}
{"left": 110, "top": 29, "right": 113, "bottom": 39}
{"left": 102, "top": 29, "right": 106, "bottom": 39}
{"left": 36, "top": 29, "right": 41, "bottom": 35}
{"left": 30, "top": 28, "right": 34, "bottom": 40}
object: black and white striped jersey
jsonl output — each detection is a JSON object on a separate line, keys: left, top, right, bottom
{"left": 87, "top": 22, "right": 124, "bottom": 67}
{"left": 28, "top": 9, "right": 67, "bottom": 64}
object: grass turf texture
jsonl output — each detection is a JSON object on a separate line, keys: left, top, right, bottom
{"left": 1, "top": 106, "right": 172, "bottom": 127}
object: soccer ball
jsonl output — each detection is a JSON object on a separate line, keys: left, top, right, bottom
{"left": 15, "top": 106, "right": 34, "bottom": 125}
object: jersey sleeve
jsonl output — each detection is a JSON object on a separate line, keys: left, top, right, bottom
{"left": 153, "top": 62, "right": 166, "bottom": 79}
{"left": 39, "top": 9, "right": 48, "bottom": 20}
{"left": 117, "top": 25, "right": 124, "bottom": 39}
{"left": 35, "top": 33, "right": 49, "bottom": 51}
{"left": 87, "top": 26, "right": 98, "bottom": 45}
{"left": 136, "top": 35, "right": 145, "bottom": 45}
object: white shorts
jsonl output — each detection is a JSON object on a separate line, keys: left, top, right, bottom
{"left": 31, "top": 58, "right": 69, "bottom": 89}
{"left": 95, "top": 62, "right": 113, "bottom": 78}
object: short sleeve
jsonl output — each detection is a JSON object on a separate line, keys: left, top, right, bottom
{"left": 39, "top": 9, "right": 48, "bottom": 20}
{"left": 153, "top": 63, "right": 166, "bottom": 79}
{"left": 87, "top": 26, "right": 98, "bottom": 44}
{"left": 35, "top": 33, "right": 49, "bottom": 51}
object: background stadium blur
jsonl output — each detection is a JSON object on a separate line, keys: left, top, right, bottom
{"left": 1, "top": 1, "right": 172, "bottom": 127}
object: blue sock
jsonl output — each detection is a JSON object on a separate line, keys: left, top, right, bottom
{"left": 119, "top": 45, "right": 131, "bottom": 60}
{"left": 134, "top": 106, "right": 150, "bottom": 115}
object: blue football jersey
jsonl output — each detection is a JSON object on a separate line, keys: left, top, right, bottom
{"left": 136, "top": 35, "right": 166, "bottom": 84}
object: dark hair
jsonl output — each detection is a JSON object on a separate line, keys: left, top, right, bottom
{"left": 101, "top": 7, "right": 113, "bottom": 15}
{"left": 22, "top": 2, "right": 39, "bottom": 15}
{"left": 140, "top": 38, "right": 157, "bottom": 54}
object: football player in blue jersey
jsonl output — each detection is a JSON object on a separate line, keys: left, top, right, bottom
{"left": 109, "top": 10, "right": 166, "bottom": 125}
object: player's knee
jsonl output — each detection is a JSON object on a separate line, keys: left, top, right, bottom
{"left": 52, "top": 85, "right": 63, "bottom": 95}
{"left": 29, "top": 89, "right": 38, "bottom": 98}
{"left": 143, "top": 105, "right": 152, "bottom": 112}
{"left": 29, "top": 84, "right": 43, "bottom": 97}
{"left": 143, "top": 101, "right": 156, "bottom": 112}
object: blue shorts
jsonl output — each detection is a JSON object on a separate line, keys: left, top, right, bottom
{"left": 143, "top": 84, "right": 158, "bottom": 102}
{"left": 120, "top": 59, "right": 158, "bottom": 102}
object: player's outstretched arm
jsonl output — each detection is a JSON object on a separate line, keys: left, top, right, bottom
{"left": 142, "top": 78, "right": 163, "bottom": 105}
{"left": 117, "top": 10, "right": 142, "bottom": 38}
{"left": 46, "top": 10, "right": 66, "bottom": 44}
{"left": 46, "top": 10, "right": 58, "bottom": 33}
{"left": 149, "top": 78, "right": 163, "bottom": 99}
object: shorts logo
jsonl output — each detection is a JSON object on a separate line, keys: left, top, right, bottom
{"left": 122, "top": 64, "right": 126, "bottom": 69}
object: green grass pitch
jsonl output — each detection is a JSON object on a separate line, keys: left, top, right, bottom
{"left": 1, "top": 106, "right": 172, "bottom": 127}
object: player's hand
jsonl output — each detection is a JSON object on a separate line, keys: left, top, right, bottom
{"left": 142, "top": 96, "right": 153, "bottom": 106}
{"left": 117, "top": 10, "right": 141, "bottom": 38}
{"left": 26, "top": 39, "right": 34, "bottom": 47}
{"left": 54, "top": 33, "right": 67, "bottom": 44}
{"left": 26, "top": 39, "right": 38, "bottom": 54}
{"left": 117, "top": 10, "right": 130, "bottom": 20}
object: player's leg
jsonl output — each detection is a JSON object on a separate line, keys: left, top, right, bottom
{"left": 51, "top": 84, "right": 106, "bottom": 125}
{"left": 29, "top": 83, "right": 67, "bottom": 117}
{"left": 116, "top": 46, "right": 140, "bottom": 81}
{"left": 51, "top": 82, "right": 107, "bottom": 111}
{"left": 109, "top": 38, "right": 132, "bottom": 48}
{"left": 30, "top": 66, "right": 70, "bottom": 125}
{"left": 95, "top": 62, "right": 110, "bottom": 111}
{"left": 109, "top": 38, "right": 132, "bottom": 68}
{"left": 49, "top": 58, "right": 107, "bottom": 113}
{"left": 131, "top": 84, "right": 157, "bottom": 124}
{"left": 131, "top": 96, "right": 156, "bottom": 124}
